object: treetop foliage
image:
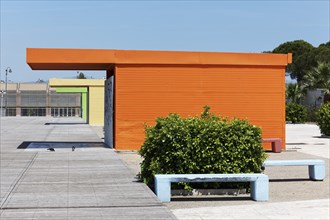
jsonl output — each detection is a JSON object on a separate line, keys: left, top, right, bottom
{"left": 77, "top": 72, "right": 87, "bottom": 79}
{"left": 272, "top": 40, "right": 329, "bottom": 84}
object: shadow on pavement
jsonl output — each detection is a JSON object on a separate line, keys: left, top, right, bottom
{"left": 45, "top": 122, "right": 87, "bottom": 125}
{"left": 172, "top": 196, "right": 251, "bottom": 202}
{"left": 269, "top": 178, "right": 312, "bottom": 182}
{"left": 17, "top": 141, "right": 108, "bottom": 149}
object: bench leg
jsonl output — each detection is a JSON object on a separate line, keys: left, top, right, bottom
{"left": 271, "top": 141, "right": 282, "bottom": 153}
{"left": 309, "top": 164, "right": 325, "bottom": 181}
{"left": 250, "top": 176, "right": 269, "bottom": 201}
{"left": 154, "top": 178, "right": 171, "bottom": 202}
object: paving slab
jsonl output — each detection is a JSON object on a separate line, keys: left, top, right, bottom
{"left": 286, "top": 124, "right": 330, "bottom": 159}
{"left": 1, "top": 206, "right": 175, "bottom": 220}
{"left": 171, "top": 199, "right": 330, "bottom": 220}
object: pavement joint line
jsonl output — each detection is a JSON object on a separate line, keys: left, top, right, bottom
{"left": 0, "top": 204, "right": 166, "bottom": 210}
{"left": 0, "top": 152, "right": 39, "bottom": 209}
{"left": 66, "top": 150, "right": 72, "bottom": 219}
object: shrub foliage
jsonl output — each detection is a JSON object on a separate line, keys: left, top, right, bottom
{"left": 286, "top": 103, "right": 308, "bottom": 123}
{"left": 139, "top": 106, "right": 267, "bottom": 190}
{"left": 317, "top": 103, "right": 330, "bottom": 136}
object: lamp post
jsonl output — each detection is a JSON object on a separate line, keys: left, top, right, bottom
{"left": 0, "top": 90, "right": 5, "bottom": 117}
{"left": 5, "top": 67, "right": 12, "bottom": 116}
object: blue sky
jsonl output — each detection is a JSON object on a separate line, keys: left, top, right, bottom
{"left": 1, "top": 0, "right": 329, "bottom": 82}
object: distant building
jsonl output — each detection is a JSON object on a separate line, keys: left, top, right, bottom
{"left": 304, "top": 89, "right": 326, "bottom": 108}
{"left": 0, "top": 82, "right": 81, "bottom": 117}
{"left": 0, "top": 79, "right": 104, "bottom": 126}
{"left": 49, "top": 78, "right": 104, "bottom": 126}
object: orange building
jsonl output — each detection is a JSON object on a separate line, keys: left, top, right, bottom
{"left": 27, "top": 48, "right": 292, "bottom": 150}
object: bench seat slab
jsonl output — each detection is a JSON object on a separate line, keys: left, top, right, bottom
{"left": 263, "top": 159, "right": 325, "bottom": 181}
{"left": 154, "top": 174, "right": 269, "bottom": 202}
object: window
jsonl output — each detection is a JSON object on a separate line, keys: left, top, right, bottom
{"left": 21, "top": 107, "right": 46, "bottom": 117}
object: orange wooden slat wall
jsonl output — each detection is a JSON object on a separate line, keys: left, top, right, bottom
{"left": 114, "top": 64, "right": 285, "bottom": 150}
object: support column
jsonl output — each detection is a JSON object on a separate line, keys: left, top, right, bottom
{"left": 46, "top": 86, "right": 51, "bottom": 117}
{"left": 81, "top": 92, "right": 87, "bottom": 120}
{"left": 104, "top": 72, "right": 114, "bottom": 148}
{"left": 16, "top": 84, "right": 21, "bottom": 116}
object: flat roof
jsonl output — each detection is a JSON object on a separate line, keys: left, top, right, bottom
{"left": 27, "top": 48, "right": 292, "bottom": 70}
{"left": 49, "top": 78, "right": 104, "bottom": 87}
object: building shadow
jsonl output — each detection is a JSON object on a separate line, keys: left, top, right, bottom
{"left": 171, "top": 196, "right": 251, "bottom": 202}
{"left": 269, "top": 178, "right": 311, "bottom": 182}
{"left": 45, "top": 122, "right": 87, "bottom": 125}
{"left": 17, "top": 141, "right": 108, "bottom": 149}
{"left": 312, "top": 135, "right": 330, "bottom": 139}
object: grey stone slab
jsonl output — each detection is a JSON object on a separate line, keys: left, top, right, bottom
{"left": 4, "top": 193, "right": 162, "bottom": 209}
{"left": 1, "top": 206, "right": 176, "bottom": 220}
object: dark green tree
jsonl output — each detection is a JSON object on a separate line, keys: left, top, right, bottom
{"left": 313, "top": 42, "right": 330, "bottom": 64}
{"left": 272, "top": 40, "right": 316, "bottom": 84}
{"left": 317, "top": 103, "right": 330, "bottom": 135}
{"left": 286, "top": 83, "right": 305, "bottom": 104}
{"left": 303, "top": 62, "right": 330, "bottom": 95}
{"left": 77, "top": 72, "right": 87, "bottom": 79}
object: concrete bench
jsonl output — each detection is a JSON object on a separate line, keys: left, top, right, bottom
{"left": 262, "top": 159, "right": 325, "bottom": 180}
{"left": 154, "top": 173, "right": 269, "bottom": 202}
{"left": 262, "top": 138, "right": 282, "bottom": 153}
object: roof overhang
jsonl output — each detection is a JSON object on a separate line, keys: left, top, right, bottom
{"left": 49, "top": 78, "right": 105, "bottom": 87}
{"left": 27, "top": 48, "right": 292, "bottom": 70}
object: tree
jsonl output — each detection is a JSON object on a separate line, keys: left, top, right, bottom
{"left": 303, "top": 62, "right": 330, "bottom": 95}
{"left": 36, "top": 78, "right": 46, "bottom": 83}
{"left": 272, "top": 40, "right": 316, "bottom": 84}
{"left": 286, "top": 83, "right": 305, "bottom": 104}
{"left": 77, "top": 72, "right": 87, "bottom": 79}
{"left": 313, "top": 41, "right": 330, "bottom": 64}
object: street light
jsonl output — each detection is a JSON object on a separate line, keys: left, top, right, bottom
{"left": 5, "top": 67, "right": 12, "bottom": 116}
{"left": 0, "top": 90, "right": 5, "bottom": 117}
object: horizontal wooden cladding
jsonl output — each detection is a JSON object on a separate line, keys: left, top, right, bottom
{"left": 257, "top": 121, "right": 285, "bottom": 150}
{"left": 114, "top": 65, "right": 285, "bottom": 150}
{"left": 115, "top": 120, "right": 283, "bottom": 151}
{"left": 26, "top": 48, "right": 291, "bottom": 70}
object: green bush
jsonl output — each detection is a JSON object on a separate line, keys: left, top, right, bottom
{"left": 139, "top": 106, "right": 267, "bottom": 190}
{"left": 306, "top": 106, "right": 319, "bottom": 122}
{"left": 286, "top": 103, "right": 308, "bottom": 123}
{"left": 317, "top": 103, "right": 330, "bottom": 136}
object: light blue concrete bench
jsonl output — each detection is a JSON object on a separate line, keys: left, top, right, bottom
{"left": 262, "top": 159, "right": 325, "bottom": 181}
{"left": 154, "top": 173, "right": 269, "bottom": 202}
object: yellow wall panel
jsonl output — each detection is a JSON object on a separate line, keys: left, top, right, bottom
{"left": 88, "top": 86, "right": 104, "bottom": 126}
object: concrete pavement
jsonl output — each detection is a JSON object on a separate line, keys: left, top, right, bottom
{"left": 286, "top": 124, "right": 330, "bottom": 159}
{"left": 172, "top": 199, "right": 330, "bottom": 219}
